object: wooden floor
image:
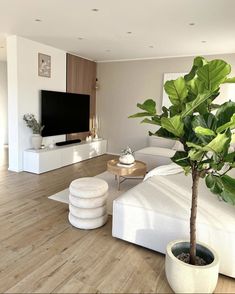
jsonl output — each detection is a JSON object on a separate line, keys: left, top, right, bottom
{"left": 0, "top": 147, "right": 234, "bottom": 293}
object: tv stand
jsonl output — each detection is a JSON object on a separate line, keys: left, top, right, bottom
{"left": 56, "top": 139, "right": 81, "bottom": 146}
{"left": 23, "top": 139, "right": 107, "bottom": 174}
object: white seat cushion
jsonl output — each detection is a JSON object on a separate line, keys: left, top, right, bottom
{"left": 69, "top": 193, "right": 107, "bottom": 208}
{"left": 69, "top": 213, "right": 108, "bottom": 229}
{"left": 69, "top": 177, "right": 108, "bottom": 198}
{"left": 135, "top": 147, "right": 175, "bottom": 158}
{"left": 69, "top": 204, "right": 107, "bottom": 219}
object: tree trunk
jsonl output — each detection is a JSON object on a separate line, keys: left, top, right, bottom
{"left": 190, "top": 170, "right": 200, "bottom": 265}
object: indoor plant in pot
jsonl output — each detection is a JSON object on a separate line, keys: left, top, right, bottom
{"left": 23, "top": 113, "right": 44, "bottom": 149}
{"left": 130, "top": 56, "right": 235, "bottom": 293}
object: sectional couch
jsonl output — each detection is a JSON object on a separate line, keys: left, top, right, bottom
{"left": 112, "top": 138, "right": 235, "bottom": 278}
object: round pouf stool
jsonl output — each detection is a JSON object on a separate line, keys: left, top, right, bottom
{"left": 68, "top": 177, "right": 108, "bottom": 229}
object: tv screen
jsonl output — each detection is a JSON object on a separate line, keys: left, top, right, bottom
{"left": 41, "top": 90, "right": 90, "bottom": 137}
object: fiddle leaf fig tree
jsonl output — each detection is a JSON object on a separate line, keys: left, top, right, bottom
{"left": 129, "top": 56, "right": 235, "bottom": 265}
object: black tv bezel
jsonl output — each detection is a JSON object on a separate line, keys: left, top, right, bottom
{"left": 41, "top": 90, "right": 90, "bottom": 137}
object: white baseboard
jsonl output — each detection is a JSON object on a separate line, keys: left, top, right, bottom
{"left": 8, "top": 167, "right": 23, "bottom": 173}
{"left": 106, "top": 152, "right": 120, "bottom": 156}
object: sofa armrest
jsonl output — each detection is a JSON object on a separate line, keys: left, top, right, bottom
{"left": 148, "top": 136, "right": 175, "bottom": 149}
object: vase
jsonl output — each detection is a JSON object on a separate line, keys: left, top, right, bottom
{"left": 31, "top": 134, "right": 42, "bottom": 150}
{"left": 165, "top": 240, "right": 219, "bottom": 293}
{"left": 119, "top": 154, "right": 135, "bottom": 165}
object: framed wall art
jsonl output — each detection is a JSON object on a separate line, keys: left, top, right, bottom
{"left": 38, "top": 53, "right": 51, "bottom": 78}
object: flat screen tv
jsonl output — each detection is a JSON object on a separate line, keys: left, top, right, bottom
{"left": 41, "top": 90, "right": 90, "bottom": 137}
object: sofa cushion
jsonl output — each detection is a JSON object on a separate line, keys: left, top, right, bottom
{"left": 135, "top": 147, "right": 175, "bottom": 158}
{"left": 172, "top": 140, "right": 184, "bottom": 151}
{"left": 148, "top": 136, "right": 175, "bottom": 148}
{"left": 69, "top": 177, "right": 108, "bottom": 198}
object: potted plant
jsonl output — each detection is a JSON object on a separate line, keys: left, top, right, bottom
{"left": 130, "top": 56, "right": 235, "bottom": 293}
{"left": 23, "top": 113, "right": 44, "bottom": 149}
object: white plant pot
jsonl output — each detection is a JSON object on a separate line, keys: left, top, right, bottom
{"left": 165, "top": 240, "right": 219, "bottom": 293}
{"left": 119, "top": 154, "right": 135, "bottom": 165}
{"left": 31, "top": 134, "right": 42, "bottom": 150}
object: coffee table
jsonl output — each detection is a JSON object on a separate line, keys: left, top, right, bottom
{"left": 107, "top": 159, "right": 147, "bottom": 190}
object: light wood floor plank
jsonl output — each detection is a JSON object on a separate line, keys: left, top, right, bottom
{"left": 0, "top": 148, "right": 234, "bottom": 293}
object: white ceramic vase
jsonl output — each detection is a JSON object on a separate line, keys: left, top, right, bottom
{"left": 119, "top": 154, "right": 135, "bottom": 165}
{"left": 31, "top": 134, "right": 42, "bottom": 150}
{"left": 165, "top": 240, "right": 219, "bottom": 293}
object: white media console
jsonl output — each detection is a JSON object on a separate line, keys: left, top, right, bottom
{"left": 23, "top": 139, "right": 107, "bottom": 174}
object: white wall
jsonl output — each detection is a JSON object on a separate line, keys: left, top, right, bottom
{"left": 7, "top": 36, "right": 66, "bottom": 172}
{"left": 0, "top": 61, "right": 8, "bottom": 145}
{"left": 97, "top": 53, "right": 235, "bottom": 154}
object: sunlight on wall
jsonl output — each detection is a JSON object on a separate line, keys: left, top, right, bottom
{"left": 0, "top": 61, "right": 8, "bottom": 146}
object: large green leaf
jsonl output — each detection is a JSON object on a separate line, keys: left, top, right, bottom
{"left": 192, "top": 113, "right": 217, "bottom": 131}
{"left": 187, "top": 132, "right": 230, "bottom": 154}
{"left": 197, "top": 59, "right": 231, "bottom": 91}
{"left": 171, "top": 151, "right": 190, "bottom": 167}
{"left": 164, "top": 77, "right": 188, "bottom": 106}
{"left": 191, "top": 113, "right": 217, "bottom": 144}
{"left": 205, "top": 174, "right": 224, "bottom": 194}
{"left": 216, "top": 113, "right": 235, "bottom": 133}
{"left": 223, "top": 77, "right": 235, "bottom": 83}
{"left": 169, "top": 105, "right": 181, "bottom": 116}
{"left": 141, "top": 118, "right": 161, "bottom": 125}
{"left": 205, "top": 132, "right": 231, "bottom": 153}
{"left": 128, "top": 112, "right": 154, "bottom": 118}
{"left": 188, "top": 149, "right": 204, "bottom": 161}
{"left": 183, "top": 115, "right": 201, "bottom": 144}
{"left": 205, "top": 174, "right": 235, "bottom": 205}
{"left": 224, "top": 151, "right": 235, "bottom": 163}
{"left": 187, "top": 78, "right": 205, "bottom": 96}
{"left": 184, "top": 56, "right": 207, "bottom": 82}
{"left": 137, "top": 99, "right": 156, "bottom": 115}
{"left": 153, "top": 127, "right": 177, "bottom": 139}
{"left": 216, "top": 101, "right": 235, "bottom": 128}
{"left": 194, "top": 126, "right": 216, "bottom": 137}
{"left": 220, "top": 175, "right": 235, "bottom": 205}
{"left": 161, "top": 115, "right": 184, "bottom": 137}
{"left": 181, "top": 91, "right": 211, "bottom": 118}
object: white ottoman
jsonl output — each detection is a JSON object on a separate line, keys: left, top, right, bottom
{"left": 69, "top": 177, "right": 108, "bottom": 229}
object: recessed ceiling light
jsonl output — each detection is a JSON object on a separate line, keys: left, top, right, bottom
{"left": 189, "top": 22, "right": 195, "bottom": 26}
{"left": 126, "top": 31, "right": 132, "bottom": 34}
{"left": 201, "top": 40, "right": 207, "bottom": 43}
{"left": 35, "top": 18, "right": 42, "bottom": 22}
{"left": 77, "top": 37, "right": 84, "bottom": 40}
{"left": 91, "top": 8, "right": 99, "bottom": 12}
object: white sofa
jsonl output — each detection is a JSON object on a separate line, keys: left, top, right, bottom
{"left": 134, "top": 137, "right": 178, "bottom": 171}
{"left": 112, "top": 170, "right": 235, "bottom": 278}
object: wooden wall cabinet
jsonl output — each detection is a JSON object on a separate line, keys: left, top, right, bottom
{"left": 66, "top": 54, "right": 96, "bottom": 141}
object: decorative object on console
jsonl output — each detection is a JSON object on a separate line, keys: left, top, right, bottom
{"left": 119, "top": 146, "right": 135, "bottom": 165}
{"left": 130, "top": 56, "right": 235, "bottom": 293}
{"left": 86, "top": 135, "right": 92, "bottom": 142}
{"left": 23, "top": 113, "right": 44, "bottom": 150}
{"left": 91, "top": 116, "right": 100, "bottom": 139}
{"left": 38, "top": 53, "right": 51, "bottom": 78}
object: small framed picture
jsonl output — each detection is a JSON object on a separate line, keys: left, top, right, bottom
{"left": 38, "top": 53, "right": 51, "bottom": 78}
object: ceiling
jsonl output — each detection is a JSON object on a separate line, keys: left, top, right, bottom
{"left": 0, "top": 0, "right": 235, "bottom": 62}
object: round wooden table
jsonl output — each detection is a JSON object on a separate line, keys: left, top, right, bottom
{"left": 107, "top": 159, "right": 147, "bottom": 190}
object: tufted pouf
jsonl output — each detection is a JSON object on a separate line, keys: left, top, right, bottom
{"left": 68, "top": 177, "right": 108, "bottom": 229}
